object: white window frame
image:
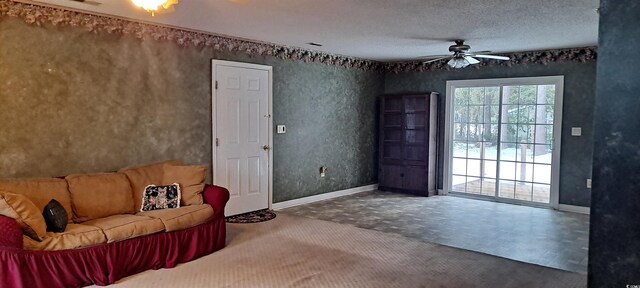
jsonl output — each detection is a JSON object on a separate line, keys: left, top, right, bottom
{"left": 443, "top": 76, "right": 564, "bottom": 209}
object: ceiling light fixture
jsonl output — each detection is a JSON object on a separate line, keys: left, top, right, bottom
{"left": 447, "top": 56, "right": 471, "bottom": 69}
{"left": 422, "top": 40, "right": 509, "bottom": 68}
{"left": 131, "top": 0, "right": 179, "bottom": 16}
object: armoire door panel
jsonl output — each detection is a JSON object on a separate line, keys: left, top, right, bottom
{"left": 404, "top": 166, "right": 428, "bottom": 191}
{"left": 384, "top": 113, "right": 403, "bottom": 126}
{"left": 384, "top": 98, "right": 403, "bottom": 112}
{"left": 383, "top": 143, "right": 403, "bottom": 160}
{"left": 380, "top": 165, "right": 404, "bottom": 190}
{"left": 405, "top": 130, "right": 425, "bottom": 144}
{"left": 404, "top": 97, "right": 426, "bottom": 112}
{"left": 405, "top": 145, "right": 427, "bottom": 161}
{"left": 406, "top": 112, "right": 426, "bottom": 128}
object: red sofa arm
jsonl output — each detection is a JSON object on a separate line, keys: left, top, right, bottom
{"left": 0, "top": 216, "right": 22, "bottom": 250}
{"left": 202, "top": 184, "right": 230, "bottom": 218}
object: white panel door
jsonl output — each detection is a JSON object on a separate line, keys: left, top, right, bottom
{"left": 214, "top": 63, "right": 270, "bottom": 216}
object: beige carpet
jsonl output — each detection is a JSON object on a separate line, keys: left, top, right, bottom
{"left": 107, "top": 213, "right": 586, "bottom": 288}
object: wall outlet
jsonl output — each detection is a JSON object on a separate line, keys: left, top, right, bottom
{"left": 277, "top": 125, "right": 286, "bottom": 134}
{"left": 587, "top": 179, "right": 592, "bottom": 189}
{"left": 319, "top": 166, "right": 328, "bottom": 177}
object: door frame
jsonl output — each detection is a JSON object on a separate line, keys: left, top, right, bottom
{"left": 443, "top": 76, "right": 564, "bottom": 209}
{"left": 211, "top": 60, "right": 274, "bottom": 210}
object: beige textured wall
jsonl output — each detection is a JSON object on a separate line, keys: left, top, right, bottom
{"left": 1, "top": 18, "right": 213, "bottom": 178}
{"left": 0, "top": 17, "right": 384, "bottom": 203}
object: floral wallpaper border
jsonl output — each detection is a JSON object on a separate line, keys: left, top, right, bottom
{"left": 0, "top": 0, "right": 385, "bottom": 71}
{"left": 385, "top": 46, "right": 597, "bottom": 73}
{"left": 0, "top": 0, "right": 597, "bottom": 73}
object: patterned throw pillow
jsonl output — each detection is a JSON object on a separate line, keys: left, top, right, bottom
{"left": 42, "top": 199, "right": 68, "bottom": 233}
{"left": 140, "top": 184, "right": 181, "bottom": 212}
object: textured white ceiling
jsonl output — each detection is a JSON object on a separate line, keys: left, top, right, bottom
{"left": 29, "top": 0, "right": 600, "bottom": 61}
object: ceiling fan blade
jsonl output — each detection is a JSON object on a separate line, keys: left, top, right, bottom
{"left": 464, "top": 56, "right": 480, "bottom": 64}
{"left": 423, "top": 57, "right": 450, "bottom": 64}
{"left": 467, "top": 50, "right": 492, "bottom": 54}
{"left": 473, "top": 54, "right": 510, "bottom": 60}
{"left": 418, "top": 54, "right": 453, "bottom": 60}
{"left": 70, "top": 0, "right": 101, "bottom": 5}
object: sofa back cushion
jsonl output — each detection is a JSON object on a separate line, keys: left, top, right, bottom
{"left": 0, "top": 190, "right": 48, "bottom": 241}
{"left": 66, "top": 173, "right": 135, "bottom": 222}
{"left": 119, "top": 160, "right": 183, "bottom": 212}
{"left": 0, "top": 178, "right": 73, "bottom": 223}
{"left": 162, "top": 165, "right": 207, "bottom": 206}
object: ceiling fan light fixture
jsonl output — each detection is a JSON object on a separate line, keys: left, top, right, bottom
{"left": 131, "top": 0, "right": 178, "bottom": 16}
{"left": 447, "top": 57, "right": 470, "bottom": 69}
{"left": 423, "top": 40, "right": 509, "bottom": 68}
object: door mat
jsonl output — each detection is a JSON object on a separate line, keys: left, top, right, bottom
{"left": 226, "top": 209, "right": 277, "bottom": 223}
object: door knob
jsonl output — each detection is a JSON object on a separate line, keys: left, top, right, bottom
{"left": 262, "top": 145, "right": 271, "bottom": 151}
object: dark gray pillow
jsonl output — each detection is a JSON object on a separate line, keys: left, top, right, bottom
{"left": 43, "top": 199, "right": 68, "bottom": 233}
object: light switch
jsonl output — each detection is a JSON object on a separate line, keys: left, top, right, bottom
{"left": 571, "top": 127, "right": 582, "bottom": 136}
{"left": 277, "top": 125, "right": 286, "bottom": 134}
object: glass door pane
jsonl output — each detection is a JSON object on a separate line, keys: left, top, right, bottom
{"left": 497, "top": 85, "right": 555, "bottom": 204}
{"left": 451, "top": 87, "right": 500, "bottom": 197}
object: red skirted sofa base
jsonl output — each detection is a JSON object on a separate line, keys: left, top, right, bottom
{"left": 0, "top": 184, "right": 229, "bottom": 288}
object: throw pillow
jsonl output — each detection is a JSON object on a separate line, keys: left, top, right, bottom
{"left": 141, "top": 183, "right": 181, "bottom": 212}
{"left": 0, "top": 190, "right": 47, "bottom": 241}
{"left": 162, "top": 165, "right": 207, "bottom": 206}
{"left": 42, "top": 199, "right": 68, "bottom": 233}
{"left": 119, "top": 160, "right": 184, "bottom": 212}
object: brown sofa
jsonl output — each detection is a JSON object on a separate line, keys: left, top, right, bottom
{"left": 0, "top": 160, "right": 230, "bottom": 287}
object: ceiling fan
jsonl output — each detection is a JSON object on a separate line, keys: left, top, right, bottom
{"left": 69, "top": 0, "right": 102, "bottom": 6}
{"left": 227, "top": 0, "right": 251, "bottom": 4}
{"left": 68, "top": 0, "right": 249, "bottom": 9}
{"left": 421, "top": 40, "right": 510, "bottom": 68}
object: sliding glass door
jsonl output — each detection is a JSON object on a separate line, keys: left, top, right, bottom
{"left": 445, "top": 77, "right": 563, "bottom": 207}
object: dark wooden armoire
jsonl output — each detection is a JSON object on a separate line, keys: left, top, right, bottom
{"left": 378, "top": 93, "right": 438, "bottom": 196}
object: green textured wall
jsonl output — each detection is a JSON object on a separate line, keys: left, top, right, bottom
{"left": 589, "top": 0, "right": 640, "bottom": 285}
{"left": 385, "top": 61, "right": 596, "bottom": 207}
{"left": 0, "top": 18, "right": 383, "bottom": 203}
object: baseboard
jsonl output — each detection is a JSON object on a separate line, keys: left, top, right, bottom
{"left": 272, "top": 184, "right": 378, "bottom": 210}
{"left": 558, "top": 204, "right": 591, "bottom": 215}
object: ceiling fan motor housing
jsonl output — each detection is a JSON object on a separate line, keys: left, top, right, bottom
{"left": 449, "top": 40, "right": 470, "bottom": 54}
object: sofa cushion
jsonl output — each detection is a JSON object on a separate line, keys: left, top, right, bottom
{"left": 83, "top": 214, "right": 165, "bottom": 243}
{"left": 0, "top": 191, "right": 47, "bottom": 241}
{"left": 66, "top": 173, "right": 135, "bottom": 222}
{"left": 43, "top": 199, "right": 69, "bottom": 233}
{"left": 163, "top": 165, "right": 207, "bottom": 206}
{"left": 23, "top": 223, "right": 107, "bottom": 251}
{"left": 137, "top": 204, "right": 213, "bottom": 232}
{"left": 119, "top": 160, "right": 183, "bottom": 214}
{"left": 141, "top": 184, "right": 181, "bottom": 212}
{"left": 0, "top": 178, "right": 73, "bottom": 223}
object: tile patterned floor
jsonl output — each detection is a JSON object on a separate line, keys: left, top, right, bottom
{"left": 281, "top": 190, "right": 590, "bottom": 274}
{"left": 454, "top": 179, "right": 551, "bottom": 203}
